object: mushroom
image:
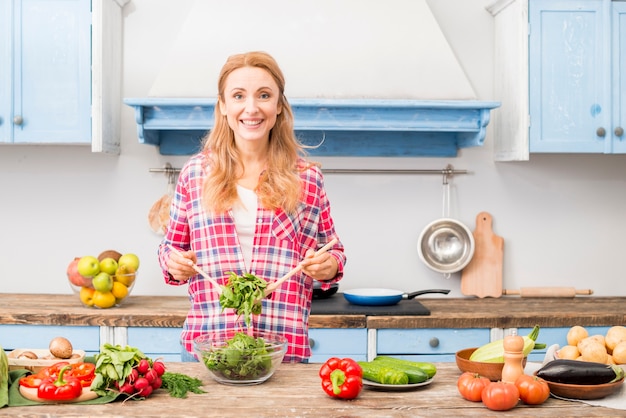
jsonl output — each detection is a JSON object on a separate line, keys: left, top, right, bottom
{"left": 49, "top": 336, "right": 74, "bottom": 359}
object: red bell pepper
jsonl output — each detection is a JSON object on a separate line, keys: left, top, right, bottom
{"left": 37, "top": 365, "right": 83, "bottom": 401}
{"left": 319, "top": 357, "right": 363, "bottom": 399}
{"left": 67, "top": 362, "right": 96, "bottom": 387}
{"left": 18, "top": 374, "right": 44, "bottom": 389}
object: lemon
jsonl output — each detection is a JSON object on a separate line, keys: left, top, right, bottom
{"left": 79, "top": 286, "right": 95, "bottom": 306}
{"left": 92, "top": 290, "right": 117, "bottom": 309}
{"left": 111, "top": 281, "right": 129, "bottom": 301}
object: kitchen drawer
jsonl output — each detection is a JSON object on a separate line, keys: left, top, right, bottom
{"left": 377, "top": 328, "right": 490, "bottom": 362}
{"left": 308, "top": 328, "right": 367, "bottom": 363}
{"left": 0, "top": 324, "right": 100, "bottom": 356}
{"left": 518, "top": 326, "right": 611, "bottom": 362}
{"left": 127, "top": 327, "right": 182, "bottom": 362}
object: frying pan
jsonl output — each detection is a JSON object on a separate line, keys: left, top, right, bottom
{"left": 343, "top": 288, "right": 450, "bottom": 306}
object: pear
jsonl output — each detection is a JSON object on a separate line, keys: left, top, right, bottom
{"left": 114, "top": 264, "right": 136, "bottom": 287}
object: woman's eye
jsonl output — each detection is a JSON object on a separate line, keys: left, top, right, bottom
{"left": 233, "top": 93, "right": 243, "bottom": 100}
{"left": 259, "top": 92, "right": 270, "bottom": 100}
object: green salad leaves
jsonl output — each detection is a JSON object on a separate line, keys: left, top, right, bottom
{"left": 219, "top": 272, "right": 267, "bottom": 328}
{"left": 201, "top": 332, "right": 273, "bottom": 380}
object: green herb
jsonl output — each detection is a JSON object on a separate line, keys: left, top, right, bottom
{"left": 90, "top": 343, "right": 148, "bottom": 396}
{"left": 0, "top": 345, "right": 8, "bottom": 408}
{"left": 161, "top": 372, "right": 206, "bottom": 398}
{"left": 219, "top": 272, "right": 267, "bottom": 328}
{"left": 201, "top": 332, "right": 273, "bottom": 380}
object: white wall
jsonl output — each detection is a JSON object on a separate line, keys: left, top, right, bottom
{"left": 1, "top": 0, "right": 625, "bottom": 299}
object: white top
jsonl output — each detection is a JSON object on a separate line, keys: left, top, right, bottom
{"left": 232, "top": 185, "right": 258, "bottom": 271}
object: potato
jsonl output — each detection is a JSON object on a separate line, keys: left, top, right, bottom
{"left": 567, "top": 325, "right": 588, "bottom": 347}
{"left": 605, "top": 326, "right": 626, "bottom": 352}
{"left": 612, "top": 341, "right": 626, "bottom": 365}
{"left": 49, "top": 336, "right": 73, "bottom": 359}
{"left": 579, "top": 340, "right": 608, "bottom": 364}
{"left": 557, "top": 345, "right": 580, "bottom": 360}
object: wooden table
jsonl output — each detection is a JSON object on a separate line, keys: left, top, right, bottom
{"left": 2, "top": 362, "right": 622, "bottom": 417}
{"left": 1, "top": 293, "right": 625, "bottom": 329}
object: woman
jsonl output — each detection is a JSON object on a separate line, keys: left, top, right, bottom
{"left": 158, "top": 51, "right": 346, "bottom": 363}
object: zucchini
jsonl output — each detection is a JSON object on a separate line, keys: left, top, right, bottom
{"left": 357, "top": 361, "right": 409, "bottom": 385}
{"left": 536, "top": 359, "right": 625, "bottom": 385}
{"left": 372, "top": 356, "right": 436, "bottom": 379}
{"left": 470, "top": 325, "right": 540, "bottom": 363}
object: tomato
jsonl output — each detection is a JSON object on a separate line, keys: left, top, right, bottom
{"left": 457, "top": 372, "right": 491, "bottom": 402}
{"left": 481, "top": 381, "right": 520, "bottom": 411}
{"left": 515, "top": 374, "right": 550, "bottom": 405}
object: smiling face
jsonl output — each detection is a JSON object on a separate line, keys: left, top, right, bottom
{"left": 219, "top": 66, "right": 282, "bottom": 149}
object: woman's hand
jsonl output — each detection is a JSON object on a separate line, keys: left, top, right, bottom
{"left": 300, "top": 248, "right": 338, "bottom": 281}
{"left": 167, "top": 248, "right": 198, "bottom": 282}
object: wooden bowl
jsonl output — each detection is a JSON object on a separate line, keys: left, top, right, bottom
{"left": 541, "top": 377, "right": 624, "bottom": 400}
{"left": 455, "top": 347, "right": 527, "bottom": 381}
{"left": 7, "top": 348, "right": 86, "bottom": 374}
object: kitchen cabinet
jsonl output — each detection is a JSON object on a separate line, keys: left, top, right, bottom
{"left": 127, "top": 327, "right": 182, "bottom": 362}
{"left": 0, "top": 0, "right": 126, "bottom": 153}
{"left": 0, "top": 324, "right": 101, "bottom": 356}
{"left": 308, "top": 328, "right": 368, "bottom": 363}
{"left": 488, "top": 0, "right": 626, "bottom": 160}
{"left": 375, "top": 328, "right": 491, "bottom": 362}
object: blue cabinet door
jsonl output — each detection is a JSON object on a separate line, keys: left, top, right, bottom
{"left": 308, "top": 329, "right": 367, "bottom": 363}
{"left": 377, "top": 328, "right": 490, "bottom": 362}
{"left": 529, "top": 0, "right": 609, "bottom": 153}
{"left": 8, "top": 0, "right": 91, "bottom": 144}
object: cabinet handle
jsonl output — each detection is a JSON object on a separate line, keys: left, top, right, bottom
{"left": 13, "top": 115, "right": 23, "bottom": 125}
{"left": 615, "top": 127, "right": 624, "bottom": 137}
{"left": 596, "top": 127, "right": 606, "bottom": 138}
{"left": 429, "top": 337, "right": 440, "bottom": 348}
{"left": 309, "top": 338, "right": 316, "bottom": 349}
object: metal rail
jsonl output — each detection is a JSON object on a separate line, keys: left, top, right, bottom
{"left": 149, "top": 164, "right": 469, "bottom": 184}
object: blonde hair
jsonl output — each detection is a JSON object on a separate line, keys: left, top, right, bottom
{"left": 201, "top": 51, "right": 313, "bottom": 214}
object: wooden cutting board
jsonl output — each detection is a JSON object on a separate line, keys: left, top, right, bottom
{"left": 461, "top": 212, "right": 503, "bottom": 298}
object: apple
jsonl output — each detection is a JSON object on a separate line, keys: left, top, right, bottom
{"left": 92, "top": 272, "right": 113, "bottom": 292}
{"left": 99, "top": 257, "right": 118, "bottom": 275}
{"left": 118, "top": 253, "right": 140, "bottom": 271}
{"left": 67, "top": 257, "right": 91, "bottom": 287}
{"left": 77, "top": 255, "right": 100, "bottom": 278}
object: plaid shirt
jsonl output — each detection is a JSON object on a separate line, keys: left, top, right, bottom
{"left": 158, "top": 152, "right": 346, "bottom": 362}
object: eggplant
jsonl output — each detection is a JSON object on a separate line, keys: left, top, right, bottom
{"left": 537, "top": 359, "right": 625, "bottom": 385}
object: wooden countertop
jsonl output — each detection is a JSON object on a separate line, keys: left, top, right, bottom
{"left": 3, "top": 362, "right": 620, "bottom": 417}
{"left": 1, "top": 293, "right": 624, "bottom": 330}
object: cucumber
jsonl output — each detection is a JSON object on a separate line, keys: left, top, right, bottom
{"left": 357, "top": 361, "right": 409, "bottom": 385}
{"left": 373, "top": 356, "right": 437, "bottom": 379}
{"left": 536, "top": 359, "right": 625, "bottom": 385}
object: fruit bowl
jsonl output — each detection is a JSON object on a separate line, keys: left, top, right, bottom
{"left": 194, "top": 330, "right": 287, "bottom": 385}
{"left": 69, "top": 272, "right": 137, "bottom": 308}
{"left": 455, "top": 348, "right": 527, "bottom": 381}
{"left": 67, "top": 253, "right": 139, "bottom": 308}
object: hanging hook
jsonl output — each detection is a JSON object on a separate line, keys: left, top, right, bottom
{"left": 442, "top": 164, "right": 454, "bottom": 185}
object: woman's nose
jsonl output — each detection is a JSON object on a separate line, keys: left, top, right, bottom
{"left": 244, "top": 97, "right": 258, "bottom": 113}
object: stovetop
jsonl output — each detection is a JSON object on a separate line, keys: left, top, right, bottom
{"left": 310, "top": 293, "right": 430, "bottom": 316}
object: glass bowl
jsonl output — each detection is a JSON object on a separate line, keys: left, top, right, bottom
{"left": 194, "top": 330, "right": 287, "bottom": 385}
{"left": 68, "top": 272, "right": 137, "bottom": 309}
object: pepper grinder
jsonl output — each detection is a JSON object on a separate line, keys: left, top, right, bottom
{"left": 501, "top": 334, "right": 525, "bottom": 383}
